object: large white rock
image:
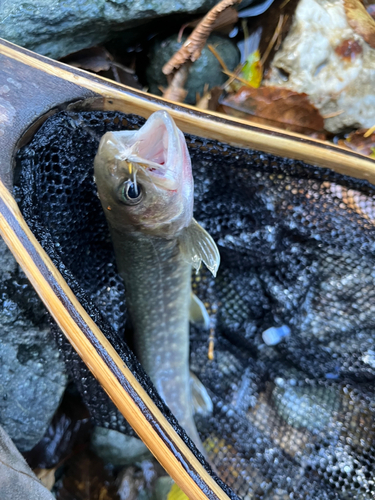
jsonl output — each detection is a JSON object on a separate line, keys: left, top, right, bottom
{"left": 266, "top": 0, "right": 375, "bottom": 132}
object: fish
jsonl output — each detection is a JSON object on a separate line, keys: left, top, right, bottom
{"left": 93, "top": 110, "right": 220, "bottom": 453}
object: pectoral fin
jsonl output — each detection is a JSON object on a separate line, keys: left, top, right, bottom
{"left": 190, "top": 293, "right": 210, "bottom": 329}
{"left": 179, "top": 218, "right": 220, "bottom": 277}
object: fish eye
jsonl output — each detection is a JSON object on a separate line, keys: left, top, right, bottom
{"left": 120, "top": 180, "right": 143, "bottom": 205}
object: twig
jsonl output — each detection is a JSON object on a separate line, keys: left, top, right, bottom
{"left": 322, "top": 110, "right": 345, "bottom": 119}
{"left": 364, "top": 124, "right": 375, "bottom": 137}
{"left": 241, "top": 19, "right": 250, "bottom": 59}
{"left": 110, "top": 61, "right": 135, "bottom": 74}
{"left": 259, "top": 14, "right": 284, "bottom": 67}
{"left": 208, "top": 327, "right": 215, "bottom": 360}
{"left": 207, "top": 44, "right": 227, "bottom": 70}
{"left": 280, "top": 0, "right": 291, "bottom": 9}
{"left": 209, "top": 43, "right": 256, "bottom": 88}
{"left": 221, "top": 63, "right": 242, "bottom": 87}
{"left": 163, "top": 0, "right": 242, "bottom": 76}
{"left": 208, "top": 45, "right": 247, "bottom": 89}
{"left": 223, "top": 69, "right": 257, "bottom": 87}
{"left": 275, "top": 14, "right": 288, "bottom": 51}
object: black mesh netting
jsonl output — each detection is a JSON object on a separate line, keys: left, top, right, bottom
{"left": 15, "top": 110, "right": 375, "bottom": 500}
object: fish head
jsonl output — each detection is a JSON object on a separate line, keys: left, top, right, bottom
{"left": 94, "top": 111, "right": 194, "bottom": 238}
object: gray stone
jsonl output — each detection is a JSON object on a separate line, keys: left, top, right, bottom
{"left": 154, "top": 477, "right": 174, "bottom": 500}
{"left": 0, "top": 424, "right": 55, "bottom": 500}
{"left": 91, "top": 427, "right": 152, "bottom": 465}
{"left": 146, "top": 34, "right": 240, "bottom": 104}
{"left": 0, "top": 0, "right": 218, "bottom": 60}
{"left": 272, "top": 381, "right": 340, "bottom": 433}
{"left": 0, "top": 239, "right": 67, "bottom": 451}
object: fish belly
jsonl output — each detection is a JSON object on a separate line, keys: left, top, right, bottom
{"left": 112, "top": 232, "right": 202, "bottom": 449}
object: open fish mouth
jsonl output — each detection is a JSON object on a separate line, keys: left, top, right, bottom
{"left": 112, "top": 110, "right": 184, "bottom": 191}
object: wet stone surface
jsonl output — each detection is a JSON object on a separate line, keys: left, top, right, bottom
{"left": 147, "top": 34, "right": 240, "bottom": 104}
{"left": 0, "top": 239, "right": 67, "bottom": 451}
{"left": 1, "top": 0, "right": 218, "bottom": 60}
{"left": 91, "top": 427, "right": 152, "bottom": 466}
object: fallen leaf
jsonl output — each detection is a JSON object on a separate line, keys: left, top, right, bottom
{"left": 0, "top": 425, "right": 54, "bottom": 500}
{"left": 196, "top": 86, "right": 223, "bottom": 110}
{"left": 56, "top": 450, "right": 120, "bottom": 500}
{"left": 338, "top": 129, "right": 375, "bottom": 157}
{"left": 167, "top": 482, "right": 189, "bottom": 500}
{"left": 343, "top": 0, "right": 375, "bottom": 49}
{"left": 220, "top": 86, "right": 325, "bottom": 135}
{"left": 61, "top": 47, "right": 113, "bottom": 72}
{"left": 35, "top": 467, "right": 58, "bottom": 491}
{"left": 60, "top": 47, "right": 142, "bottom": 89}
{"left": 242, "top": 50, "right": 263, "bottom": 88}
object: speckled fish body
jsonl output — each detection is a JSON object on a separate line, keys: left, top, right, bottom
{"left": 94, "top": 111, "right": 220, "bottom": 452}
{"left": 110, "top": 231, "right": 196, "bottom": 440}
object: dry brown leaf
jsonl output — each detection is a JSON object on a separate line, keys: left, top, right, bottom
{"left": 60, "top": 47, "right": 112, "bottom": 72}
{"left": 220, "top": 86, "right": 325, "bottom": 135}
{"left": 0, "top": 425, "right": 54, "bottom": 500}
{"left": 338, "top": 129, "right": 375, "bottom": 156}
{"left": 60, "top": 47, "right": 141, "bottom": 89}
{"left": 196, "top": 86, "right": 223, "bottom": 110}
{"left": 35, "top": 467, "right": 58, "bottom": 491}
{"left": 56, "top": 450, "right": 119, "bottom": 500}
{"left": 343, "top": 0, "right": 375, "bottom": 48}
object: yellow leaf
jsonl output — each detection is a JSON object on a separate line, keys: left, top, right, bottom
{"left": 241, "top": 50, "right": 263, "bottom": 88}
{"left": 167, "top": 482, "right": 190, "bottom": 500}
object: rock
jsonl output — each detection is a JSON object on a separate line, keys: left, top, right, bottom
{"left": 117, "top": 465, "right": 150, "bottom": 500}
{"left": 266, "top": 0, "right": 375, "bottom": 133}
{"left": 272, "top": 379, "right": 340, "bottom": 433}
{"left": 117, "top": 459, "right": 168, "bottom": 500}
{"left": 146, "top": 34, "right": 240, "bottom": 104}
{"left": 0, "top": 424, "right": 55, "bottom": 500}
{"left": 0, "top": 239, "right": 67, "bottom": 451}
{"left": 154, "top": 476, "right": 174, "bottom": 500}
{"left": 0, "top": 0, "right": 218, "bottom": 60}
{"left": 91, "top": 427, "right": 152, "bottom": 465}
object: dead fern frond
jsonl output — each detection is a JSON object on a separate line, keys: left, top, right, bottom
{"left": 162, "top": 0, "right": 242, "bottom": 76}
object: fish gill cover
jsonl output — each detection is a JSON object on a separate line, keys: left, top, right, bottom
{"left": 15, "top": 110, "right": 375, "bottom": 500}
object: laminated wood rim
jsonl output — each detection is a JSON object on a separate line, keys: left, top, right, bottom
{"left": 0, "top": 37, "right": 374, "bottom": 500}
{"left": 2, "top": 39, "right": 375, "bottom": 185}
